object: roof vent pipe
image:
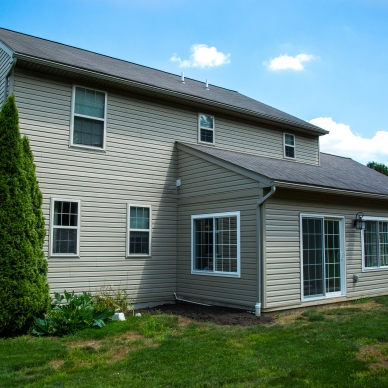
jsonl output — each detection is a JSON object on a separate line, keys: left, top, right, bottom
{"left": 205, "top": 79, "right": 209, "bottom": 90}
{"left": 181, "top": 72, "right": 185, "bottom": 84}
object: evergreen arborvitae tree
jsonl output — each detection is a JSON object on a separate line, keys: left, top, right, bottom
{"left": 367, "top": 161, "right": 388, "bottom": 176}
{"left": 0, "top": 95, "right": 50, "bottom": 337}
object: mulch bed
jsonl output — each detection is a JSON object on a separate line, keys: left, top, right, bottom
{"left": 140, "top": 302, "right": 274, "bottom": 326}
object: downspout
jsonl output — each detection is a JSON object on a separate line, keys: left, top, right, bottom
{"left": 255, "top": 185, "right": 276, "bottom": 316}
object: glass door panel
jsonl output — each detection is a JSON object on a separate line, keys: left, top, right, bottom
{"left": 325, "top": 220, "right": 341, "bottom": 294}
{"left": 302, "top": 217, "right": 343, "bottom": 298}
{"left": 302, "top": 218, "right": 324, "bottom": 297}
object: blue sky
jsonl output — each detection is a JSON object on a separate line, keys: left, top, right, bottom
{"left": 2, "top": 0, "right": 388, "bottom": 164}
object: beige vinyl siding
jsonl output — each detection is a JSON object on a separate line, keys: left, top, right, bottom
{"left": 177, "top": 150, "right": 261, "bottom": 309}
{"left": 263, "top": 189, "right": 388, "bottom": 312}
{"left": 0, "top": 46, "right": 12, "bottom": 105}
{"left": 13, "top": 68, "right": 179, "bottom": 306}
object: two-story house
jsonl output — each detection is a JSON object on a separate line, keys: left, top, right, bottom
{"left": 1, "top": 28, "right": 388, "bottom": 315}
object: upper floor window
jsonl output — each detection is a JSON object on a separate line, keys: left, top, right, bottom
{"left": 284, "top": 133, "right": 295, "bottom": 159}
{"left": 191, "top": 211, "right": 240, "bottom": 277}
{"left": 364, "top": 219, "right": 388, "bottom": 269}
{"left": 50, "top": 198, "right": 80, "bottom": 257}
{"left": 127, "top": 205, "right": 152, "bottom": 256}
{"left": 198, "top": 114, "right": 215, "bottom": 144}
{"left": 71, "top": 86, "right": 107, "bottom": 150}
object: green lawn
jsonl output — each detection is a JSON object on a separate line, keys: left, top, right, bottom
{"left": 2, "top": 297, "right": 388, "bottom": 387}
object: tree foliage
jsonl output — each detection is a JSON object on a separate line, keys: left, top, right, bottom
{"left": 367, "top": 161, "right": 388, "bottom": 176}
{"left": 0, "top": 95, "right": 50, "bottom": 337}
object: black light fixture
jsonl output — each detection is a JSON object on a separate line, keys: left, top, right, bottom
{"left": 354, "top": 212, "right": 366, "bottom": 230}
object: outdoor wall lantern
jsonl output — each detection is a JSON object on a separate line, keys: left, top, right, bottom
{"left": 354, "top": 212, "right": 366, "bottom": 230}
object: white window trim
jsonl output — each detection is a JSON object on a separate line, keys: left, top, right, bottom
{"left": 191, "top": 211, "right": 241, "bottom": 278}
{"left": 69, "top": 85, "right": 107, "bottom": 152}
{"left": 283, "top": 133, "right": 296, "bottom": 159}
{"left": 198, "top": 113, "right": 215, "bottom": 145}
{"left": 126, "top": 204, "right": 152, "bottom": 258}
{"left": 361, "top": 216, "right": 388, "bottom": 272}
{"left": 299, "top": 213, "right": 346, "bottom": 302}
{"left": 49, "top": 197, "right": 81, "bottom": 258}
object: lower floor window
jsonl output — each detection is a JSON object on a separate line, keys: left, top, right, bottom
{"left": 364, "top": 220, "right": 388, "bottom": 268}
{"left": 192, "top": 212, "right": 240, "bottom": 276}
{"left": 301, "top": 215, "right": 344, "bottom": 299}
{"left": 127, "top": 205, "right": 151, "bottom": 256}
{"left": 50, "top": 199, "right": 80, "bottom": 256}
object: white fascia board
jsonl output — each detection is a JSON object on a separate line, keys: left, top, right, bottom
{"left": 275, "top": 181, "right": 388, "bottom": 201}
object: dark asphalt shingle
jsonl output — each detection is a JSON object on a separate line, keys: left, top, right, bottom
{"left": 0, "top": 27, "right": 326, "bottom": 134}
{"left": 180, "top": 142, "right": 388, "bottom": 196}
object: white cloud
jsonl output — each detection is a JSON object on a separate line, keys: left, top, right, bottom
{"left": 310, "top": 117, "right": 388, "bottom": 165}
{"left": 264, "top": 53, "right": 317, "bottom": 71}
{"left": 170, "top": 44, "right": 231, "bottom": 68}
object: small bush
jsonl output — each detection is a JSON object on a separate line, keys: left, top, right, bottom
{"left": 93, "top": 285, "right": 132, "bottom": 314}
{"left": 32, "top": 291, "right": 115, "bottom": 336}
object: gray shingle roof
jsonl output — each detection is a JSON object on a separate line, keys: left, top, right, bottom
{"left": 0, "top": 27, "right": 327, "bottom": 135}
{"left": 180, "top": 142, "right": 388, "bottom": 196}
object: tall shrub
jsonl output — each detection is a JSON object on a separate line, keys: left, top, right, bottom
{"left": 0, "top": 95, "right": 50, "bottom": 337}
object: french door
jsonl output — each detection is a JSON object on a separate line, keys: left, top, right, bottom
{"left": 302, "top": 216, "right": 344, "bottom": 299}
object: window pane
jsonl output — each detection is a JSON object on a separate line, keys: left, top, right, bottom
{"left": 200, "top": 128, "right": 213, "bottom": 143}
{"left": 53, "top": 228, "right": 77, "bottom": 254}
{"left": 285, "top": 145, "right": 295, "bottom": 158}
{"left": 75, "top": 87, "right": 105, "bottom": 118}
{"left": 130, "top": 207, "right": 150, "bottom": 229}
{"left": 54, "top": 201, "right": 78, "bottom": 227}
{"left": 215, "top": 216, "right": 238, "bottom": 273}
{"left": 194, "top": 218, "right": 213, "bottom": 271}
{"left": 380, "top": 222, "right": 388, "bottom": 266}
{"left": 302, "top": 218, "right": 324, "bottom": 297}
{"left": 199, "top": 114, "right": 214, "bottom": 129}
{"left": 130, "top": 231, "right": 149, "bottom": 254}
{"left": 285, "top": 134, "right": 294, "bottom": 146}
{"left": 365, "top": 221, "right": 378, "bottom": 267}
{"left": 73, "top": 117, "right": 104, "bottom": 148}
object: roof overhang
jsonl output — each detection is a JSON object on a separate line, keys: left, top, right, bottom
{"left": 13, "top": 52, "right": 328, "bottom": 136}
{"left": 275, "top": 181, "right": 388, "bottom": 201}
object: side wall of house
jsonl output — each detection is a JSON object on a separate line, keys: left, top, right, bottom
{"left": 12, "top": 65, "right": 321, "bottom": 307}
{"left": 263, "top": 189, "right": 388, "bottom": 312}
{"left": 0, "top": 46, "right": 12, "bottom": 105}
{"left": 13, "top": 67, "right": 180, "bottom": 306}
{"left": 177, "top": 149, "right": 262, "bottom": 309}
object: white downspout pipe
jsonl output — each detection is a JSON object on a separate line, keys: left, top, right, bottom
{"left": 255, "top": 185, "right": 276, "bottom": 316}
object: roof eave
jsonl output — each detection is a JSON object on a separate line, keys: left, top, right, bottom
{"left": 274, "top": 180, "right": 388, "bottom": 200}
{"left": 13, "top": 52, "right": 328, "bottom": 136}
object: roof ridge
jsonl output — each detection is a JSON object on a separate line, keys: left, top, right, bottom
{"left": 0, "top": 27, "right": 238, "bottom": 94}
{"left": 320, "top": 152, "right": 352, "bottom": 160}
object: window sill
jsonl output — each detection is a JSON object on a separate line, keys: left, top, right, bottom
{"left": 49, "top": 254, "right": 80, "bottom": 259}
{"left": 197, "top": 140, "right": 215, "bottom": 146}
{"left": 302, "top": 293, "right": 344, "bottom": 302}
{"left": 126, "top": 255, "right": 152, "bottom": 258}
{"left": 362, "top": 266, "right": 388, "bottom": 272}
{"left": 69, "top": 144, "right": 106, "bottom": 153}
{"left": 191, "top": 270, "right": 240, "bottom": 278}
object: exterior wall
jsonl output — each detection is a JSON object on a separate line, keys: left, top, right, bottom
{"left": 0, "top": 46, "right": 12, "bottom": 105}
{"left": 12, "top": 65, "right": 321, "bottom": 308}
{"left": 177, "top": 149, "right": 262, "bottom": 309}
{"left": 263, "top": 189, "right": 388, "bottom": 312}
{"left": 13, "top": 67, "right": 179, "bottom": 306}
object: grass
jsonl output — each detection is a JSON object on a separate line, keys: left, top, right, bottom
{"left": 2, "top": 297, "right": 388, "bottom": 387}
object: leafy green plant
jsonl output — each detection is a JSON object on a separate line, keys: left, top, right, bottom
{"left": 32, "top": 291, "right": 115, "bottom": 336}
{"left": 93, "top": 285, "right": 132, "bottom": 315}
